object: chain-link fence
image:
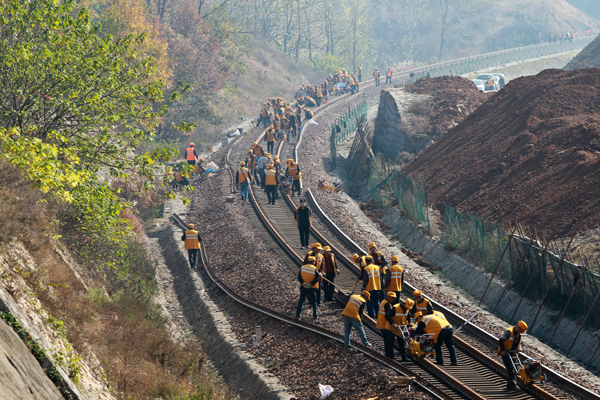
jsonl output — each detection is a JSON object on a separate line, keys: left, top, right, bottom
{"left": 394, "top": 35, "right": 595, "bottom": 86}
{"left": 366, "top": 160, "right": 600, "bottom": 336}
{"left": 330, "top": 101, "right": 367, "bottom": 170}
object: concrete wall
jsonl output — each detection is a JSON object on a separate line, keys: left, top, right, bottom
{"left": 381, "top": 206, "right": 600, "bottom": 371}
{"left": 372, "top": 88, "right": 430, "bottom": 159}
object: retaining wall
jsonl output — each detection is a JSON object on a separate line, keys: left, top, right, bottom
{"left": 381, "top": 206, "right": 600, "bottom": 371}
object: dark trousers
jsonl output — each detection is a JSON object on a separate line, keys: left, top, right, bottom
{"left": 187, "top": 249, "right": 199, "bottom": 268}
{"left": 292, "top": 180, "right": 301, "bottom": 196}
{"left": 316, "top": 97, "right": 322, "bottom": 106}
{"left": 265, "top": 185, "right": 277, "bottom": 204}
{"left": 358, "top": 75, "right": 362, "bottom": 82}
{"left": 290, "top": 118, "right": 296, "bottom": 135}
{"left": 382, "top": 329, "right": 407, "bottom": 360}
{"left": 252, "top": 168, "right": 259, "bottom": 184}
{"left": 296, "top": 287, "right": 318, "bottom": 318}
{"left": 187, "top": 160, "right": 196, "bottom": 166}
{"left": 435, "top": 327, "right": 457, "bottom": 365}
{"left": 502, "top": 354, "right": 516, "bottom": 384}
{"left": 375, "top": 79, "right": 380, "bottom": 86}
{"left": 323, "top": 272, "right": 336, "bottom": 300}
{"left": 298, "top": 225, "right": 310, "bottom": 247}
{"left": 267, "top": 141, "right": 274, "bottom": 153}
{"left": 366, "top": 290, "right": 381, "bottom": 318}
{"left": 262, "top": 117, "right": 270, "bottom": 128}
{"left": 385, "top": 77, "right": 391, "bottom": 84}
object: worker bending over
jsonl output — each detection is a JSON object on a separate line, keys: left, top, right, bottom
{"left": 381, "top": 295, "right": 413, "bottom": 361}
{"left": 342, "top": 291, "right": 372, "bottom": 348}
{"left": 411, "top": 311, "right": 457, "bottom": 366}
{"left": 296, "top": 256, "right": 320, "bottom": 319}
{"left": 181, "top": 223, "right": 202, "bottom": 269}
{"left": 411, "top": 289, "right": 433, "bottom": 317}
{"left": 498, "top": 321, "right": 528, "bottom": 390}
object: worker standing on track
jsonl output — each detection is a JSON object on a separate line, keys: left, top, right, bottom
{"left": 246, "top": 150, "right": 258, "bottom": 185}
{"left": 316, "top": 85, "right": 323, "bottom": 107}
{"left": 385, "top": 67, "right": 392, "bottom": 84}
{"left": 181, "top": 223, "right": 202, "bottom": 269}
{"left": 383, "top": 296, "right": 414, "bottom": 361}
{"left": 304, "top": 243, "right": 324, "bottom": 305}
{"left": 295, "top": 198, "right": 312, "bottom": 249}
{"left": 342, "top": 291, "right": 372, "bottom": 348}
{"left": 185, "top": 142, "right": 198, "bottom": 166}
{"left": 296, "top": 256, "right": 320, "bottom": 320}
{"left": 385, "top": 255, "right": 404, "bottom": 304}
{"left": 357, "top": 66, "right": 363, "bottom": 82}
{"left": 374, "top": 68, "right": 381, "bottom": 86}
{"left": 369, "top": 242, "right": 388, "bottom": 293}
{"left": 411, "top": 312, "right": 458, "bottom": 366}
{"left": 253, "top": 141, "right": 265, "bottom": 158}
{"left": 264, "top": 163, "right": 279, "bottom": 205}
{"left": 286, "top": 160, "right": 302, "bottom": 197}
{"left": 498, "top": 321, "right": 528, "bottom": 390}
{"left": 321, "top": 246, "right": 339, "bottom": 302}
{"left": 258, "top": 152, "right": 268, "bottom": 190}
{"left": 361, "top": 255, "right": 381, "bottom": 318}
{"left": 377, "top": 292, "right": 396, "bottom": 355}
{"left": 265, "top": 126, "right": 276, "bottom": 153}
{"left": 411, "top": 290, "right": 434, "bottom": 317}
{"left": 236, "top": 161, "right": 252, "bottom": 202}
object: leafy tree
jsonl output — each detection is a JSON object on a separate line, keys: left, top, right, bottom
{"left": 0, "top": 0, "right": 187, "bottom": 237}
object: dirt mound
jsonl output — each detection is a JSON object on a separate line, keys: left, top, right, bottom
{"left": 359, "top": 199, "right": 391, "bottom": 231}
{"left": 403, "top": 68, "right": 600, "bottom": 238}
{"left": 404, "top": 76, "right": 491, "bottom": 137}
{"left": 564, "top": 35, "right": 600, "bottom": 70}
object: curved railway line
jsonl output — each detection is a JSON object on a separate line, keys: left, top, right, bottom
{"left": 173, "top": 76, "right": 600, "bottom": 400}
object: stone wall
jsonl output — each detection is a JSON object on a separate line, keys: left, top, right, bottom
{"left": 372, "top": 88, "right": 431, "bottom": 159}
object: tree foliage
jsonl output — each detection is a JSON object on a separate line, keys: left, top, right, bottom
{"left": 0, "top": 0, "right": 184, "bottom": 238}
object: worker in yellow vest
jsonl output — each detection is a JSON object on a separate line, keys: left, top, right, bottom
{"left": 352, "top": 253, "right": 367, "bottom": 273}
{"left": 206, "top": 144, "right": 213, "bottom": 160}
{"left": 385, "top": 255, "right": 404, "bottom": 303}
{"left": 265, "top": 126, "right": 276, "bottom": 154}
{"left": 181, "top": 223, "right": 202, "bottom": 268}
{"left": 342, "top": 290, "right": 372, "bottom": 348}
{"left": 304, "top": 243, "right": 323, "bottom": 304}
{"left": 373, "top": 68, "right": 381, "bottom": 86}
{"left": 411, "top": 289, "right": 433, "bottom": 317}
{"left": 286, "top": 160, "right": 302, "bottom": 197}
{"left": 263, "top": 163, "right": 279, "bottom": 205}
{"left": 498, "top": 321, "right": 528, "bottom": 390}
{"left": 357, "top": 66, "right": 363, "bottom": 82}
{"left": 185, "top": 142, "right": 198, "bottom": 165}
{"left": 316, "top": 86, "right": 323, "bottom": 107}
{"left": 361, "top": 255, "right": 381, "bottom": 318}
{"left": 295, "top": 256, "right": 320, "bottom": 319}
{"left": 382, "top": 296, "right": 414, "bottom": 361}
{"left": 410, "top": 312, "right": 457, "bottom": 366}
{"left": 236, "top": 161, "right": 252, "bottom": 202}
{"left": 368, "top": 242, "right": 388, "bottom": 290}
{"left": 385, "top": 67, "right": 393, "bottom": 84}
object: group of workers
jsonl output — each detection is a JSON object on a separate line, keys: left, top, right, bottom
{"left": 170, "top": 142, "right": 211, "bottom": 190}
{"left": 293, "top": 239, "right": 530, "bottom": 389}
{"left": 236, "top": 142, "right": 302, "bottom": 203}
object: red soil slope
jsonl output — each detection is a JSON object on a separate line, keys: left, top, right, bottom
{"left": 403, "top": 68, "right": 600, "bottom": 238}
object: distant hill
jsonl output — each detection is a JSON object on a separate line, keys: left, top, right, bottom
{"left": 564, "top": 34, "right": 600, "bottom": 69}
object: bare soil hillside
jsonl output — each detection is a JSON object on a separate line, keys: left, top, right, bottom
{"left": 564, "top": 34, "right": 600, "bottom": 69}
{"left": 403, "top": 68, "right": 600, "bottom": 239}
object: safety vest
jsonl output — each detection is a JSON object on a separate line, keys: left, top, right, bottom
{"left": 254, "top": 146, "right": 264, "bottom": 158}
{"left": 288, "top": 164, "right": 299, "bottom": 180}
{"left": 307, "top": 251, "right": 323, "bottom": 270}
{"left": 266, "top": 131, "right": 275, "bottom": 141}
{"left": 246, "top": 155, "right": 255, "bottom": 168}
{"left": 358, "top": 67, "right": 363, "bottom": 76}
{"left": 207, "top": 145, "right": 213, "bottom": 152}
{"left": 175, "top": 173, "right": 183, "bottom": 182}
{"left": 415, "top": 298, "right": 430, "bottom": 313}
{"left": 300, "top": 264, "right": 319, "bottom": 289}
{"left": 238, "top": 168, "right": 250, "bottom": 183}
{"left": 387, "top": 264, "right": 403, "bottom": 291}
{"left": 285, "top": 106, "right": 293, "bottom": 117}
{"left": 264, "top": 169, "right": 277, "bottom": 186}
{"left": 364, "top": 264, "right": 381, "bottom": 291}
{"left": 421, "top": 314, "right": 451, "bottom": 343}
{"left": 343, "top": 294, "right": 366, "bottom": 322}
{"left": 261, "top": 108, "right": 269, "bottom": 118}
{"left": 376, "top": 299, "right": 391, "bottom": 329}
{"left": 317, "top": 89, "right": 323, "bottom": 98}
{"left": 184, "top": 230, "right": 200, "bottom": 250}
{"left": 283, "top": 120, "right": 290, "bottom": 129}
{"left": 384, "top": 304, "right": 409, "bottom": 334}
{"left": 386, "top": 69, "right": 392, "bottom": 77}
{"left": 194, "top": 163, "right": 203, "bottom": 174}
{"left": 374, "top": 71, "right": 380, "bottom": 79}
{"left": 497, "top": 326, "right": 521, "bottom": 354}
{"left": 186, "top": 147, "right": 196, "bottom": 161}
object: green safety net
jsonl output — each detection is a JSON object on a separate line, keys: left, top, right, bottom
{"left": 330, "top": 101, "right": 367, "bottom": 170}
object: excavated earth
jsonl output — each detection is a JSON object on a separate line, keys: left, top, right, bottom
{"left": 564, "top": 34, "right": 600, "bottom": 70}
{"left": 404, "top": 76, "right": 490, "bottom": 137}
{"left": 403, "top": 67, "right": 600, "bottom": 239}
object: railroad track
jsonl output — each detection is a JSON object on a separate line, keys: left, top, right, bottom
{"left": 221, "top": 86, "right": 587, "bottom": 400}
